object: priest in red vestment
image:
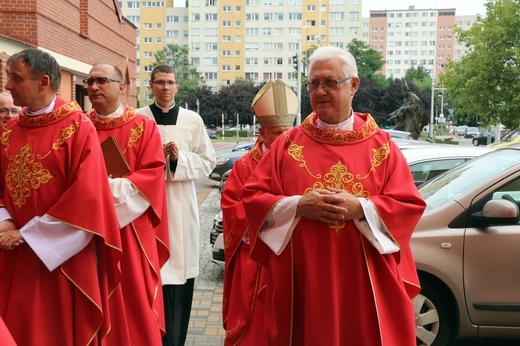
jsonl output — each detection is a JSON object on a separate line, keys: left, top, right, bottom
{"left": 242, "top": 46, "right": 426, "bottom": 345}
{"left": 0, "top": 48, "right": 127, "bottom": 345}
{"left": 221, "top": 80, "right": 298, "bottom": 345}
{"left": 86, "top": 63, "right": 170, "bottom": 346}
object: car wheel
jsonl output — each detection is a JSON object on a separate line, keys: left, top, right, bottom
{"left": 414, "top": 281, "right": 454, "bottom": 346}
{"left": 472, "top": 139, "right": 479, "bottom": 146}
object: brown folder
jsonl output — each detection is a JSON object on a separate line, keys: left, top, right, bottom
{"left": 100, "top": 135, "right": 131, "bottom": 178}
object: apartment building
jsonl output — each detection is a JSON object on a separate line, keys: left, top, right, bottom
{"left": 120, "top": 0, "right": 363, "bottom": 105}
{"left": 366, "top": 5, "right": 477, "bottom": 81}
{"left": 0, "top": 0, "right": 138, "bottom": 109}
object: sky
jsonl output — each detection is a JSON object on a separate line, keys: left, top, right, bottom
{"left": 361, "top": 0, "right": 488, "bottom": 17}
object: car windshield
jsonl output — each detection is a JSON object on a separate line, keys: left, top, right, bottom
{"left": 502, "top": 129, "right": 520, "bottom": 143}
{"left": 419, "top": 149, "right": 520, "bottom": 210}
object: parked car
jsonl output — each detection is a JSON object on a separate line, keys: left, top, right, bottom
{"left": 206, "top": 128, "right": 218, "bottom": 139}
{"left": 413, "top": 147, "right": 520, "bottom": 345}
{"left": 208, "top": 151, "right": 245, "bottom": 181}
{"left": 455, "top": 125, "right": 468, "bottom": 136}
{"left": 464, "top": 126, "right": 480, "bottom": 138}
{"left": 384, "top": 129, "right": 414, "bottom": 139}
{"left": 490, "top": 128, "right": 520, "bottom": 149}
{"left": 232, "top": 142, "right": 255, "bottom": 152}
{"left": 401, "top": 145, "right": 492, "bottom": 186}
{"left": 472, "top": 130, "right": 496, "bottom": 146}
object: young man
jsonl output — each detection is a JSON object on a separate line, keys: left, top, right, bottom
{"left": 0, "top": 48, "right": 125, "bottom": 345}
{"left": 85, "top": 62, "right": 170, "bottom": 345}
{"left": 221, "top": 79, "right": 298, "bottom": 345}
{"left": 242, "top": 46, "right": 426, "bottom": 345}
{"left": 137, "top": 65, "right": 216, "bottom": 346}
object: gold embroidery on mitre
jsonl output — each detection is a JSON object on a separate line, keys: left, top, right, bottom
{"left": 6, "top": 145, "right": 53, "bottom": 208}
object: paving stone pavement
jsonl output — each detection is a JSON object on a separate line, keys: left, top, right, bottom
{"left": 186, "top": 177, "right": 226, "bottom": 346}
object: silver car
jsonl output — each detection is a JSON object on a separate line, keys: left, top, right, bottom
{"left": 413, "top": 147, "right": 520, "bottom": 345}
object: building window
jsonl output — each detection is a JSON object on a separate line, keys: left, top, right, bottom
{"left": 204, "top": 58, "right": 218, "bottom": 65}
{"left": 205, "top": 72, "right": 218, "bottom": 80}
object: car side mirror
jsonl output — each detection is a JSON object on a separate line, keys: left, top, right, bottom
{"left": 471, "top": 199, "right": 520, "bottom": 226}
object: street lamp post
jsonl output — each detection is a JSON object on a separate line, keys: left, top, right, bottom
{"left": 296, "top": 41, "right": 302, "bottom": 125}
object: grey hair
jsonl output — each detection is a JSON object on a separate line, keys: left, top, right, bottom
{"left": 308, "top": 46, "right": 358, "bottom": 78}
{"left": 7, "top": 48, "right": 61, "bottom": 91}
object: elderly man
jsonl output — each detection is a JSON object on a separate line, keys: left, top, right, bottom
{"left": 221, "top": 80, "right": 298, "bottom": 345}
{"left": 0, "top": 92, "right": 20, "bottom": 126}
{"left": 85, "top": 62, "right": 170, "bottom": 346}
{"left": 242, "top": 46, "right": 426, "bottom": 345}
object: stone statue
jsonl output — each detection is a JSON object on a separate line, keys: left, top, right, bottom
{"left": 389, "top": 78, "right": 425, "bottom": 140}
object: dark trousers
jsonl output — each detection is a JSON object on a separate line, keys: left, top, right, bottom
{"left": 162, "top": 279, "right": 195, "bottom": 346}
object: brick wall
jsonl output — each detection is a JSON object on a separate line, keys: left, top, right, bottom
{"left": 0, "top": 0, "right": 137, "bottom": 107}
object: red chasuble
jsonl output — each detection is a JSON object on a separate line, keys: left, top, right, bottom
{"left": 0, "top": 316, "right": 16, "bottom": 346}
{"left": 0, "top": 98, "right": 126, "bottom": 345}
{"left": 221, "top": 139, "right": 270, "bottom": 345}
{"left": 242, "top": 113, "right": 425, "bottom": 346}
{"left": 89, "top": 108, "right": 169, "bottom": 345}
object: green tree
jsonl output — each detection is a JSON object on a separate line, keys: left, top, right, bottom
{"left": 442, "top": 0, "right": 520, "bottom": 129}
{"left": 405, "top": 65, "right": 432, "bottom": 94}
{"left": 347, "top": 39, "right": 385, "bottom": 80}
{"left": 151, "top": 43, "right": 203, "bottom": 106}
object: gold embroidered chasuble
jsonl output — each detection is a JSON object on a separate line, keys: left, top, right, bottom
{"left": 0, "top": 98, "right": 125, "bottom": 345}
{"left": 242, "top": 112, "right": 426, "bottom": 345}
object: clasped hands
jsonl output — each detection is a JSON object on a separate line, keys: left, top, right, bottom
{"left": 296, "top": 188, "right": 364, "bottom": 223}
{"left": 0, "top": 219, "right": 23, "bottom": 250}
{"left": 163, "top": 141, "right": 178, "bottom": 162}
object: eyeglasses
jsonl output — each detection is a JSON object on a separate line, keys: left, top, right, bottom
{"left": 0, "top": 108, "right": 21, "bottom": 116}
{"left": 152, "top": 80, "right": 178, "bottom": 87}
{"left": 83, "top": 77, "right": 121, "bottom": 87}
{"left": 306, "top": 77, "right": 352, "bottom": 92}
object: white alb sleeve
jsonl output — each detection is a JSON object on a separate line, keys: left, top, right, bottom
{"left": 20, "top": 215, "right": 93, "bottom": 271}
{"left": 108, "top": 177, "right": 150, "bottom": 228}
{"left": 258, "top": 196, "right": 301, "bottom": 255}
{"left": 353, "top": 198, "right": 399, "bottom": 254}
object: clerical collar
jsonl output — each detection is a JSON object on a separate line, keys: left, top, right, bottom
{"left": 155, "top": 101, "right": 176, "bottom": 113}
{"left": 25, "top": 95, "right": 57, "bottom": 116}
{"left": 317, "top": 109, "right": 354, "bottom": 131}
{"left": 96, "top": 104, "right": 124, "bottom": 119}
